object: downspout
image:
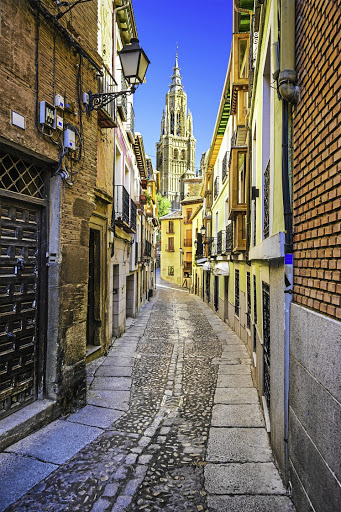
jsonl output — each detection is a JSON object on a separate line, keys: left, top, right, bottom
{"left": 279, "top": 0, "right": 299, "bottom": 488}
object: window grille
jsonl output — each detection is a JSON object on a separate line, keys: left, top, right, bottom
{"left": 246, "top": 272, "right": 251, "bottom": 329}
{"left": 253, "top": 201, "right": 257, "bottom": 246}
{"left": 263, "top": 160, "right": 270, "bottom": 239}
{"left": 214, "top": 276, "right": 219, "bottom": 312}
{"left": 226, "top": 223, "right": 233, "bottom": 253}
{"left": 235, "top": 269, "right": 240, "bottom": 316}
{"left": 217, "top": 230, "right": 223, "bottom": 254}
{"left": 214, "top": 176, "right": 219, "bottom": 200}
{"left": 253, "top": 274, "right": 257, "bottom": 352}
{"left": 206, "top": 270, "right": 210, "bottom": 303}
{"left": 0, "top": 151, "right": 45, "bottom": 199}
{"left": 222, "top": 151, "right": 228, "bottom": 183}
{"left": 262, "top": 282, "right": 270, "bottom": 411}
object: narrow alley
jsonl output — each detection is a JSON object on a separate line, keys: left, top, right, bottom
{"left": 0, "top": 277, "right": 294, "bottom": 512}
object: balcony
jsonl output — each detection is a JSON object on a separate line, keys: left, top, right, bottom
{"left": 222, "top": 151, "right": 229, "bottom": 183}
{"left": 228, "top": 148, "right": 247, "bottom": 219}
{"left": 116, "top": 74, "right": 127, "bottom": 121}
{"left": 231, "top": 126, "right": 248, "bottom": 148}
{"left": 144, "top": 240, "right": 152, "bottom": 258}
{"left": 114, "top": 185, "right": 136, "bottom": 233}
{"left": 125, "top": 103, "right": 135, "bottom": 143}
{"left": 226, "top": 223, "right": 233, "bottom": 253}
{"left": 97, "top": 67, "right": 116, "bottom": 129}
{"left": 231, "top": 33, "right": 250, "bottom": 115}
{"left": 183, "top": 239, "right": 192, "bottom": 247}
{"left": 214, "top": 176, "right": 219, "bottom": 200}
{"left": 195, "top": 233, "right": 204, "bottom": 259}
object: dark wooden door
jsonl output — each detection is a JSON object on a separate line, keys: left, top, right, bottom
{"left": 0, "top": 199, "right": 43, "bottom": 419}
{"left": 87, "top": 229, "right": 101, "bottom": 346}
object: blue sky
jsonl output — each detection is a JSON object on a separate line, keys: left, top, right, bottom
{"left": 132, "top": 0, "right": 233, "bottom": 172}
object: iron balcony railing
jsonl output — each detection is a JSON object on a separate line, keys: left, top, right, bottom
{"left": 195, "top": 233, "right": 204, "bottom": 258}
{"left": 126, "top": 103, "right": 135, "bottom": 142}
{"left": 226, "top": 223, "right": 233, "bottom": 253}
{"left": 231, "top": 126, "right": 248, "bottom": 148}
{"left": 217, "top": 230, "right": 224, "bottom": 254}
{"left": 116, "top": 74, "right": 127, "bottom": 121}
{"left": 214, "top": 176, "right": 219, "bottom": 200}
{"left": 130, "top": 198, "right": 137, "bottom": 232}
{"left": 222, "top": 151, "right": 229, "bottom": 183}
{"left": 114, "top": 185, "right": 136, "bottom": 232}
{"left": 97, "top": 66, "right": 115, "bottom": 122}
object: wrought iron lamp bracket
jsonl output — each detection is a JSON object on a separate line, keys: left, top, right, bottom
{"left": 87, "top": 85, "right": 137, "bottom": 112}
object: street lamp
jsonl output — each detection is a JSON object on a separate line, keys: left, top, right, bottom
{"left": 200, "top": 225, "right": 206, "bottom": 236}
{"left": 87, "top": 38, "right": 150, "bottom": 112}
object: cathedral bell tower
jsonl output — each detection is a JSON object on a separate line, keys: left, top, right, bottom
{"left": 156, "top": 53, "right": 196, "bottom": 210}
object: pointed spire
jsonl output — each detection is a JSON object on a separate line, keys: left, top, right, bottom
{"left": 169, "top": 47, "right": 183, "bottom": 92}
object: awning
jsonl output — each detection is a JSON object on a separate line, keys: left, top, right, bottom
{"left": 196, "top": 258, "right": 207, "bottom": 265}
{"left": 213, "top": 262, "right": 230, "bottom": 276}
{"left": 202, "top": 262, "right": 211, "bottom": 271}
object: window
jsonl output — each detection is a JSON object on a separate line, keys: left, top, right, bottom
{"left": 168, "top": 237, "right": 174, "bottom": 251}
{"left": 238, "top": 152, "right": 246, "bottom": 204}
{"left": 246, "top": 272, "right": 251, "bottom": 330}
{"left": 181, "top": 149, "right": 186, "bottom": 160}
{"left": 168, "top": 220, "right": 174, "bottom": 233}
{"left": 170, "top": 112, "right": 175, "bottom": 135}
{"left": 239, "top": 38, "right": 248, "bottom": 79}
{"left": 222, "top": 151, "right": 228, "bottom": 182}
{"left": 262, "top": 282, "right": 270, "bottom": 411}
{"left": 174, "top": 148, "right": 178, "bottom": 160}
{"left": 168, "top": 266, "right": 174, "bottom": 276}
{"left": 186, "top": 209, "right": 192, "bottom": 223}
{"left": 235, "top": 269, "right": 240, "bottom": 316}
{"left": 177, "top": 112, "right": 181, "bottom": 136}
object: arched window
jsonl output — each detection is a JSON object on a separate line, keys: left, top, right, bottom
{"left": 174, "top": 149, "right": 178, "bottom": 160}
{"left": 170, "top": 112, "right": 175, "bottom": 135}
{"left": 177, "top": 112, "right": 181, "bottom": 136}
{"left": 181, "top": 149, "right": 186, "bottom": 160}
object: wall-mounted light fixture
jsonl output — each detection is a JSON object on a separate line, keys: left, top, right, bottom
{"left": 200, "top": 225, "right": 206, "bottom": 236}
{"left": 87, "top": 38, "right": 150, "bottom": 112}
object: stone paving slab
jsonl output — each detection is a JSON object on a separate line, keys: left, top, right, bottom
{"left": 0, "top": 453, "right": 58, "bottom": 512}
{"left": 218, "top": 364, "right": 251, "bottom": 375}
{"left": 207, "top": 495, "right": 295, "bottom": 511}
{"left": 217, "top": 374, "right": 254, "bottom": 388}
{"left": 66, "top": 405, "right": 124, "bottom": 428}
{"left": 96, "top": 365, "right": 133, "bottom": 377}
{"left": 214, "top": 387, "right": 259, "bottom": 404}
{"left": 205, "top": 462, "right": 287, "bottom": 495}
{"left": 212, "top": 404, "right": 264, "bottom": 427}
{"left": 87, "top": 389, "right": 130, "bottom": 410}
{"left": 103, "top": 355, "right": 135, "bottom": 365}
{"left": 5, "top": 420, "right": 102, "bottom": 464}
{"left": 91, "top": 377, "right": 132, "bottom": 390}
{"left": 207, "top": 427, "right": 273, "bottom": 462}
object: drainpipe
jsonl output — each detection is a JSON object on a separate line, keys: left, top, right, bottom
{"left": 279, "top": 0, "right": 300, "bottom": 105}
{"left": 279, "top": 0, "right": 297, "bottom": 488}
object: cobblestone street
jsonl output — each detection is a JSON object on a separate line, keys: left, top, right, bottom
{"left": 0, "top": 278, "right": 294, "bottom": 512}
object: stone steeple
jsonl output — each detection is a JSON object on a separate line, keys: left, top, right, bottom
{"left": 169, "top": 52, "right": 183, "bottom": 92}
{"left": 156, "top": 51, "right": 196, "bottom": 210}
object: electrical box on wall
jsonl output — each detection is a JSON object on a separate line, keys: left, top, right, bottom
{"left": 56, "top": 115, "right": 63, "bottom": 131}
{"left": 40, "top": 101, "right": 55, "bottom": 128}
{"left": 54, "top": 94, "right": 64, "bottom": 110}
{"left": 64, "top": 98, "right": 74, "bottom": 113}
{"left": 64, "top": 127, "right": 76, "bottom": 150}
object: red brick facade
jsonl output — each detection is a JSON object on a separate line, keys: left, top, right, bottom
{"left": 293, "top": 0, "right": 341, "bottom": 319}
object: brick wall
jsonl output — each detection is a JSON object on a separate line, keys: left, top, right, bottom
{"left": 0, "top": 0, "right": 102, "bottom": 407}
{"left": 293, "top": 0, "right": 341, "bottom": 320}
